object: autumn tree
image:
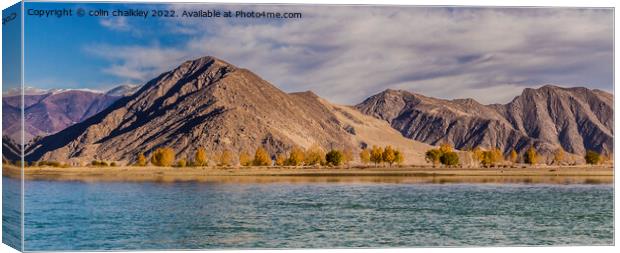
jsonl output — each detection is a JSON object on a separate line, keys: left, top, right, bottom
{"left": 194, "top": 148, "right": 208, "bottom": 166}
{"left": 370, "top": 145, "right": 384, "bottom": 166}
{"left": 439, "top": 142, "right": 453, "bottom": 154}
{"left": 325, "top": 149, "right": 344, "bottom": 166}
{"left": 217, "top": 150, "right": 233, "bottom": 166}
{"left": 471, "top": 147, "right": 484, "bottom": 164}
{"left": 239, "top": 151, "right": 252, "bottom": 166}
{"left": 359, "top": 149, "right": 371, "bottom": 165}
{"left": 584, "top": 150, "right": 601, "bottom": 165}
{"left": 151, "top": 147, "right": 175, "bottom": 167}
{"left": 524, "top": 147, "right": 538, "bottom": 165}
{"left": 136, "top": 152, "right": 147, "bottom": 166}
{"left": 509, "top": 149, "right": 518, "bottom": 164}
{"left": 275, "top": 153, "right": 287, "bottom": 166}
{"left": 287, "top": 146, "right": 305, "bottom": 166}
{"left": 253, "top": 147, "right": 272, "bottom": 166}
{"left": 305, "top": 144, "right": 326, "bottom": 166}
{"left": 342, "top": 148, "right": 354, "bottom": 166}
{"left": 177, "top": 157, "right": 187, "bottom": 167}
{"left": 553, "top": 148, "right": 565, "bottom": 165}
{"left": 382, "top": 145, "right": 397, "bottom": 167}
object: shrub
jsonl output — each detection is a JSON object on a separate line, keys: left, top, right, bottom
{"left": 287, "top": 146, "right": 305, "bottom": 166}
{"left": 370, "top": 145, "right": 384, "bottom": 166}
{"left": 584, "top": 150, "right": 601, "bottom": 165}
{"left": 440, "top": 152, "right": 459, "bottom": 166}
{"left": 253, "top": 147, "right": 272, "bottom": 166}
{"left": 325, "top": 149, "right": 344, "bottom": 166}
{"left": 524, "top": 147, "right": 538, "bottom": 165}
{"left": 151, "top": 147, "right": 176, "bottom": 167}
{"left": 110, "top": 162, "right": 117, "bottom": 167}
{"left": 136, "top": 152, "right": 147, "bottom": 166}
{"left": 239, "top": 151, "right": 252, "bottom": 166}
{"left": 359, "top": 149, "right": 371, "bottom": 165}
{"left": 194, "top": 148, "right": 208, "bottom": 166}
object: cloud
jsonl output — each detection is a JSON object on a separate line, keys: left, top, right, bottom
{"left": 99, "top": 16, "right": 130, "bottom": 31}
{"left": 86, "top": 6, "right": 613, "bottom": 104}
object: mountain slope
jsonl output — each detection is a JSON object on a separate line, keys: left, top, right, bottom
{"left": 2, "top": 90, "right": 120, "bottom": 141}
{"left": 355, "top": 86, "right": 613, "bottom": 161}
{"left": 26, "top": 56, "right": 432, "bottom": 165}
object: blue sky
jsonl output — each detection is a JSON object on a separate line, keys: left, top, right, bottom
{"left": 18, "top": 2, "right": 614, "bottom": 104}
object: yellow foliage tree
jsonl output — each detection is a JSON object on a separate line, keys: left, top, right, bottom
{"left": 305, "top": 144, "right": 326, "bottom": 166}
{"left": 382, "top": 145, "right": 396, "bottom": 166}
{"left": 287, "top": 146, "right": 305, "bottom": 166}
{"left": 239, "top": 151, "right": 252, "bottom": 166}
{"left": 218, "top": 150, "right": 233, "bottom": 166}
{"left": 509, "top": 149, "right": 518, "bottom": 164}
{"left": 439, "top": 142, "right": 453, "bottom": 154}
{"left": 253, "top": 147, "right": 272, "bottom": 166}
{"left": 194, "top": 148, "right": 208, "bottom": 166}
{"left": 136, "top": 152, "right": 147, "bottom": 166}
{"left": 524, "top": 147, "right": 538, "bottom": 165}
{"left": 370, "top": 145, "right": 384, "bottom": 166}
{"left": 342, "top": 148, "right": 354, "bottom": 166}
{"left": 553, "top": 148, "right": 565, "bottom": 165}
{"left": 177, "top": 157, "right": 187, "bottom": 167}
{"left": 275, "top": 153, "right": 287, "bottom": 166}
{"left": 359, "top": 149, "right": 371, "bottom": 165}
{"left": 151, "top": 147, "right": 175, "bottom": 167}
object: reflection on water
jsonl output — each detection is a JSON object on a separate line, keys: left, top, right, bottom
{"left": 18, "top": 177, "right": 613, "bottom": 250}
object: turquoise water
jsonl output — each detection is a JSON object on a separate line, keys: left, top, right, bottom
{"left": 12, "top": 178, "right": 614, "bottom": 250}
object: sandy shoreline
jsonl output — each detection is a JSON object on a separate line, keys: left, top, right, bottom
{"left": 2, "top": 165, "right": 614, "bottom": 184}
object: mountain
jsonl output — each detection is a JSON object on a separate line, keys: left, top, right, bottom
{"left": 25, "top": 56, "right": 433, "bottom": 165}
{"left": 2, "top": 90, "right": 121, "bottom": 141}
{"left": 355, "top": 86, "right": 613, "bottom": 162}
{"left": 105, "top": 84, "right": 141, "bottom": 97}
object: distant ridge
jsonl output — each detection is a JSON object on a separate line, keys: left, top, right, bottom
{"left": 355, "top": 85, "right": 613, "bottom": 162}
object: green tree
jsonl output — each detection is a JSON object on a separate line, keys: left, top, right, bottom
{"left": 425, "top": 149, "right": 442, "bottom": 166}
{"left": 194, "top": 148, "right": 208, "bottom": 166}
{"left": 253, "top": 147, "right": 272, "bottom": 166}
{"left": 524, "top": 147, "right": 538, "bottom": 165}
{"left": 440, "top": 152, "right": 459, "bottom": 166}
{"left": 584, "top": 150, "right": 601, "bottom": 165}
{"left": 151, "top": 147, "right": 176, "bottom": 167}
{"left": 136, "top": 152, "right": 147, "bottom": 166}
{"left": 359, "top": 148, "right": 371, "bottom": 165}
{"left": 394, "top": 149, "right": 404, "bottom": 165}
{"left": 370, "top": 145, "right": 384, "bottom": 166}
{"left": 382, "top": 145, "right": 397, "bottom": 166}
{"left": 325, "top": 149, "right": 344, "bottom": 166}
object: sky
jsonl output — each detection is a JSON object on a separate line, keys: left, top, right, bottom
{"left": 17, "top": 2, "right": 614, "bottom": 104}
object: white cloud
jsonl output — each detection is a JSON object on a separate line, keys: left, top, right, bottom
{"left": 87, "top": 6, "right": 613, "bottom": 105}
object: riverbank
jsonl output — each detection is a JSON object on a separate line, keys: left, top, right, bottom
{"left": 2, "top": 165, "right": 613, "bottom": 184}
